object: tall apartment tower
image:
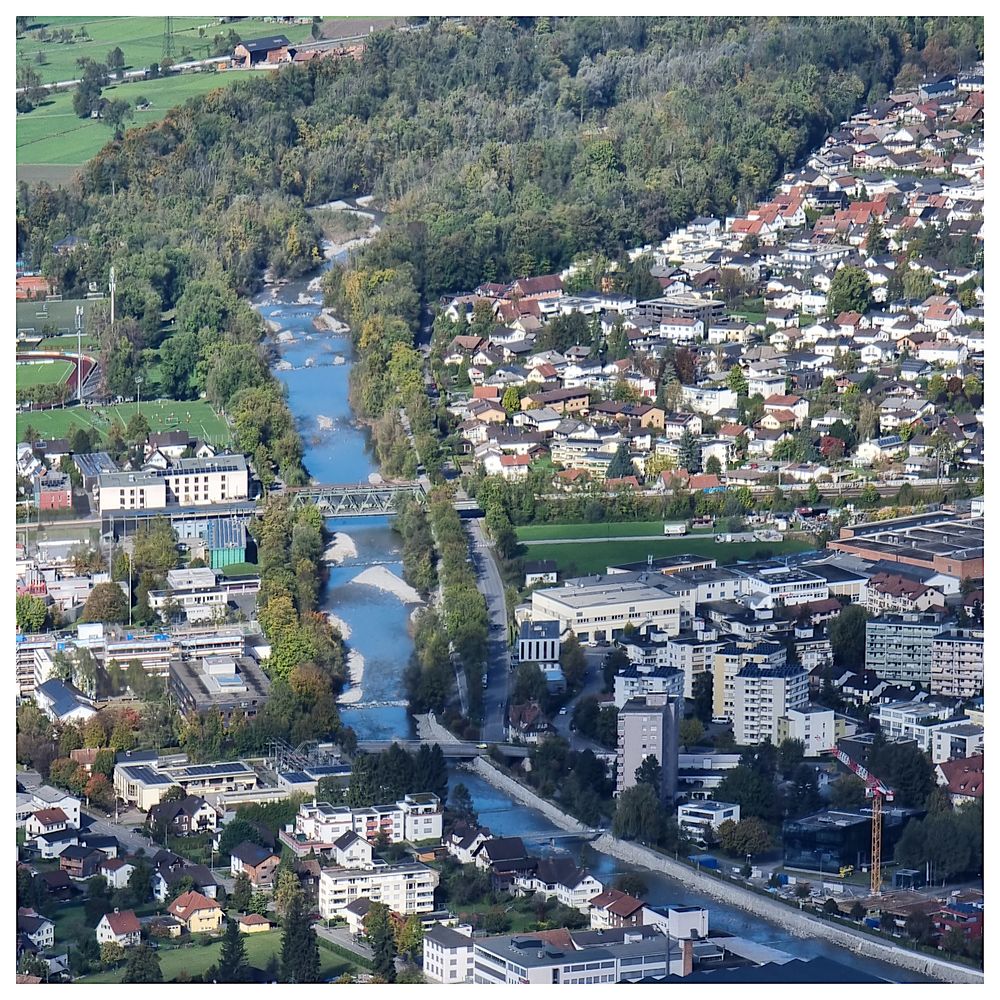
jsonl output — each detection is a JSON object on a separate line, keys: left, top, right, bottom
{"left": 615, "top": 693, "right": 681, "bottom": 805}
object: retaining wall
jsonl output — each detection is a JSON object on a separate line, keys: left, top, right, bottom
{"left": 464, "top": 756, "right": 594, "bottom": 835}
{"left": 593, "top": 835, "right": 984, "bottom": 984}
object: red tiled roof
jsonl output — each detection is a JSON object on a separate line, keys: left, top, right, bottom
{"left": 31, "top": 808, "right": 68, "bottom": 826}
{"left": 589, "top": 887, "right": 644, "bottom": 917}
{"left": 687, "top": 474, "right": 722, "bottom": 490}
{"left": 239, "top": 913, "right": 270, "bottom": 926}
{"left": 938, "top": 755, "right": 983, "bottom": 799}
{"left": 102, "top": 910, "right": 141, "bottom": 936}
{"left": 167, "top": 890, "right": 222, "bottom": 919}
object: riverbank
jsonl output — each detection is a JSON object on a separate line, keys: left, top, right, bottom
{"left": 459, "top": 753, "right": 981, "bottom": 984}
{"left": 323, "top": 533, "right": 358, "bottom": 564}
{"left": 350, "top": 565, "right": 424, "bottom": 604}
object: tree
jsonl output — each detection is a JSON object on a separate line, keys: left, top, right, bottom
{"left": 559, "top": 634, "right": 587, "bottom": 690}
{"left": 217, "top": 818, "right": 267, "bottom": 858}
{"left": 823, "top": 896, "right": 841, "bottom": 915}
{"left": 727, "top": 365, "right": 748, "bottom": 396}
{"left": 679, "top": 717, "right": 704, "bottom": 746}
{"left": 123, "top": 942, "right": 162, "bottom": 983}
{"left": 613, "top": 873, "right": 648, "bottom": 899}
{"left": 365, "top": 901, "right": 397, "bottom": 983}
{"left": 100, "top": 940, "right": 127, "bottom": 968}
{"left": 217, "top": 917, "right": 250, "bottom": 983}
{"left": 705, "top": 455, "right": 722, "bottom": 476}
{"left": 678, "top": 429, "right": 700, "bottom": 473}
{"left": 828, "top": 605, "right": 868, "bottom": 668}
{"left": 107, "top": 46, "right": 126, "bottom": 74}
{"left": 612, "top": 783, "right": 668, "bottom": 843}
{"left": 778, "top": 738, "right": 805, "bottom": 776}
{"left": 81, "top": 582, "right": 130, "bottom": 624}
{"left": 72, "top": 59, "right": 108, "bottom": 118}
{"left": 395, "top": 913, "right": 424, "bottom": 963}
{"left": 827, "top": 266, "right": 873, "bottom": 317}
{"left": 865, "top": 216, "right": 887, "bottom": 256}
{"left": 605, "top": 442, "right": 635, "bottom": 481}
{"left": 634, "top": 754, "right": 662, "bottom": 790}
{"left": 231, "top": 871, "right": 252, "bottom": 913}
{"left": 716, "top": 765, "right": 781, "bottom": 824}
{"left": 718, "top": 816, "right": 771, "bottom": 856}
{"left": 850, "top": 901, "right": 866, "bottom": 922}
{"left": 692, "top": 672, "right": 713, "bottom": 724}
{"left": 16, "top": 593, "right": 47, "bottom": 632}
{"left": 280, "top": 891, "right": 320, "bottom": 983}
{"left": 274, "top": 868, "right": 302, "bottom": 919}
{"left": 501, "top": 385, "right": 521, "bottom": 413}
{"left": 829, "top": 774, "right": 868, "bottom": 810}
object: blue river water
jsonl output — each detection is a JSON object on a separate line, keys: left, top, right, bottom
{"left": 253, "top": 252, "right": 931, "bottom": 983}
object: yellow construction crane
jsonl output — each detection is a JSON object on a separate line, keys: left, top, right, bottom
{"left": 827, "top": 747, "right": 895, "bottom": 895}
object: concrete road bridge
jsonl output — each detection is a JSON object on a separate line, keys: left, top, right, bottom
{"left": 357, "top": 739, "right": 530, "bottom": 759}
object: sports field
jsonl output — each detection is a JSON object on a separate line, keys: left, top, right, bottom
{"left": 16, "top": 399, "right": 231, "bottom": 446}
{"left": 35, "top": 335, "right": 101, "bottom": 352}
{"left": 16, "top": 297, "right": 103, "bottom": 333}
{"left": 16, "top": 16, "right": 317, "bottom": 86}
{"left": 524, "top": 537, "right": 816, "bottom": 576}
{"left": 16, "top": 359, "right": 75, "bottom": 389}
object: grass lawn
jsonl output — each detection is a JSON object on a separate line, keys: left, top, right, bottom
{"left": 17, "top": 399, "right": 231, "bottom": 447}
{"left": 219, "top": 562, "right": 260, "bottom": 578}
{"left": 78, "top": 929, "right": 356, "bottom": 983}
{"left": 523, "top": 536, "right": 817, "bottom": 576}
{"left": 166, "top": 831, "right": 213, "bottom": 866}
{"left": 517, "top": 520, "right": 668, "bottom": 541}
{"left": 16, "top": 17, "right": 317, "bottom": 87}
{"left": 16, "top": 359, "right": 75, "bottom": 389}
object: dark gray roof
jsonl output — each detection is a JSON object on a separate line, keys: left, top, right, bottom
{"left": 238, "top": 35, "right": 290, "bottom": 53}
{"left": 231, "top": 841, "right": 276, "bottom": 866}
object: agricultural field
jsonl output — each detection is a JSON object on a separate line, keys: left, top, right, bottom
{"left": 77, "top": 929, "right": 356, "bottom": 984}
{"left": 523, "top": 536, "right": 817, "bottom": 576}
{"left": 15, "top": 359, "right": 75, "bottom": 389}
{"left": 16, "top": 71, "right": 248, "bottom": 168}
{"left": 16, "top": 16, "right": 317, "bottom": 86}
{"left": 16, "top": 399, "right": 231, "bottom": 447}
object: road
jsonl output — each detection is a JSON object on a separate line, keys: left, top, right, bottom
{"left": 81, "top": 807, "right": 159, "bottom": 854}
{"left": 467, "top": 518, "right": 511, "bottom": 742}
{"left": 315, "top": 923, "right": 374, "bottom": 962}
{"left": 550, "top": 648, "right": 614, "bottom": 755}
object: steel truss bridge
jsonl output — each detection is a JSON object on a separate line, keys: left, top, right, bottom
{"left": 285, "top": 482, "right": 481, "bottom": 518}
{"left": 286, "top": 482, "right": 426, "bottom": 517}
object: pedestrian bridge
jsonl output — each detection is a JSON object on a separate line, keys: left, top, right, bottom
{"left": 284, "top": 482, "right": 482, "bottom": 518}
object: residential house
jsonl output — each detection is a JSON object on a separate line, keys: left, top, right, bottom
{"left": 507, "top": 701, "right": 555, "bottom": 745}
{"left": 17, "top": 909, "right": 55, "bottom": 951}
{"left": 99, "top": 858, "right": 135, "bottom": 890}
{"left": 935, "top": 755, "right": 983, "bottom": 807}
{"left": 230, "top": 842, "right": 281, "bottom": 888}
{"left": 147, "top": 796, "right": 218, "bottom": 837}
{"left": 96, "top": 909, "right": 142, "bottom": 948}
{"left": 513, "top": 858, "right": 604, "bottom": 913}
{"left": 59, "top": 846, "right": 104, "bottom": 881}
{"left": 446, "top": 823, "right": 492, "bottom": 865}
{"left": 423, "top": 923, "right": 475, "bottom": 984}
{"left": 238, "top": 913, "right": 272, "bottom": 934}
{"left": 166, "top": 890, "right": 224, "bottom": 933}
{"left": 589, "top": 888, "right": 645, "bottom": 929}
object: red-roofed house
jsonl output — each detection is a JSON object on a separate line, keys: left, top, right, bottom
{"left": 763, "top": 394, "right": 809, "bottom": 427}
{"left": 687, "top": 473, "right": 722, "bottom": 491}
{"left": 604, "top": 476, "right": 640, "bottom": 490}
{"left": 167, "top": 890, "right": 224, "bottom": 933}
{"left": 589, "top": 888, "right": 645, "bottom": 929}
{"left": 499, "top": 454, "right": 531, "bottom": 481}
{"left": 936, "top": 755, "right": 983, "bottom": 806}
{"left": 96, "top": 909, "right": 142, "bottom": 948}
{"left": 25, "top": 808, "right": 69, "bottom": 838}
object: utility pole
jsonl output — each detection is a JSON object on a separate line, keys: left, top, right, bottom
{"left": 75, "top": 306, "right": 83, "bottom": 400}
{"left": 135, "top": 375, "right": 143, "bottom": 415}
{"left": 109, "top": 266, "right": 116, "bottom": 325}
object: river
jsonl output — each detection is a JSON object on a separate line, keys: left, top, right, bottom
{"left": 252, "top": 211, "right": 931, "bottom": 983}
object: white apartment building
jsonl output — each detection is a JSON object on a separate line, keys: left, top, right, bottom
{"left": 930, "top": 723, "right": 984, "bottom": 765}
{"left": 318, "top": 861, "right": 439, "bottom": 917}
{"left": 531, "top": 581, "right": 682, "bottom": 643}
{"left": 98, "top": 455, "right": 248, "bottom": 512}
{"left": 930, "top": 629, "right": 984, "bottom": 698}
{"left": 613, "top": 664, "right": 685, "bottom": 709}
{"left": 280, "top": 795, "right": 443, "bottom": 855}
{"left": 732, "top": 564, "right": 829, "bottom": 607}
{"left": 776, "top": 706, "right": 836, "bottom": 756}
{"left": 98, "top": 471, "right": 168, "bottom": 511}
{"left": 872, "top": 700, "right": 960, "bottom": 753}
{"left": 732, "top": 663, "right": 809, "bottom": 746}
{"left": 711, "top": 641, "right": 786, "bottom": 721}
{"left": 149, "top": 567, "right": 227, "bottom": 623}
{"left": 676, "top": 801, "right": 740, "bottom": 842}
{"left": 423, "top": 924, "right": 475, "bottom": 984}
{"left": 679, "top": 384, "right": 738, "bottom": 416}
